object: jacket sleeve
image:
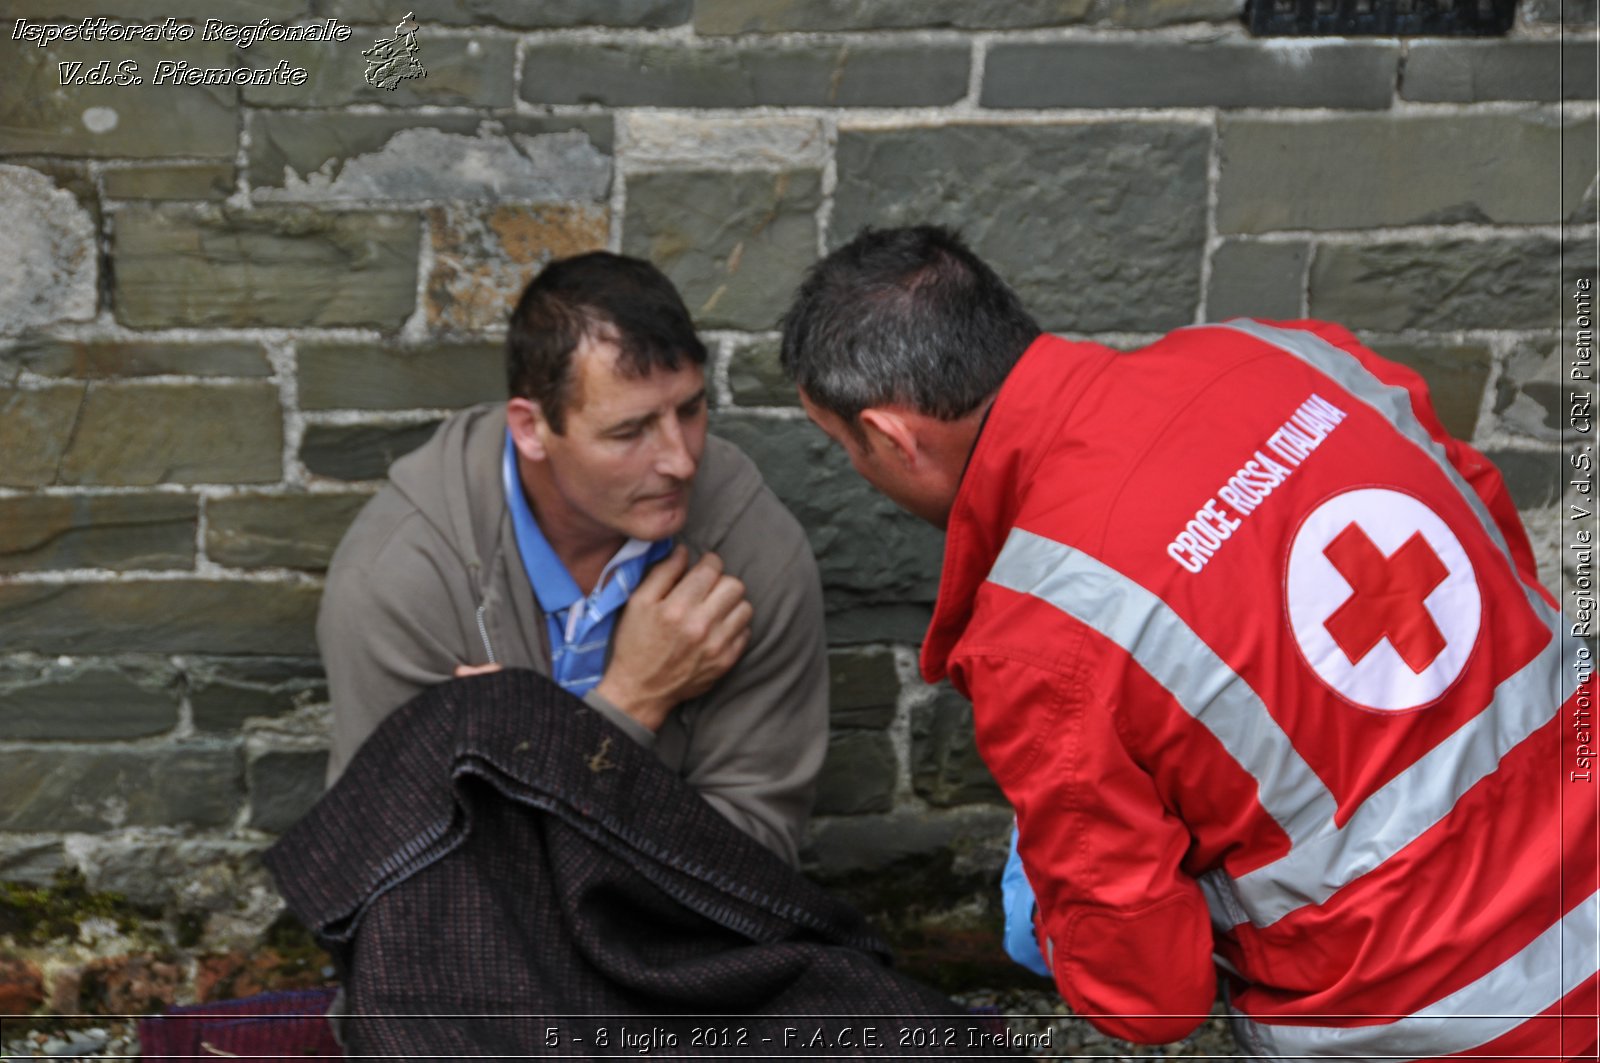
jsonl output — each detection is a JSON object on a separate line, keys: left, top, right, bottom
{"left": 1295, "top": 320, "right": 1549, "bottom": 602}
{"left": 318, "top": 504, "right": 475, "bottom": 784}
{"left": 949, "top": 648, "right": 1216, "bottom": 1045}
{"left": 677, "top": 521, "right": 829, "bottom": 867}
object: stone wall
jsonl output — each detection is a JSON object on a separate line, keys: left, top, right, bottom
{"left": 1, "top": 0, "right": 1595, "bottom": 1015}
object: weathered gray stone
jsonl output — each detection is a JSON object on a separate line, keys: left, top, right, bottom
{"left": 0, "top": 658, "right": 179, "bottom": 740}
{"left": 521, "top": 41, "right": 969, "bottom": 108}
{"left": 984, "top": 40, "right": 1396, "bottom": 110}
{"left": 727, "top": 338, "right": 797, "bottom": 408}
{"left": 1206, "top": 241, "right": 1307, "bottom": 321}
{"left": 712, "top": 414, "right": 944, "bottom": 612}
{"left": 114, "top": 207, "right": 419, "bottom": 330}
{"left": 1492, "top": 339, "right": 1572, "bottom": 443}
{"left": 1219, "top": 113, "right": 1593, "bottom": 232}
{"left": 825, "top": 603, "right": 935, "bottom": 647}
{"left": 802, "top": 806, "right": 1011, "bottom": 879}
{"left": 0, "top": 839, "right": 68, "bottom": 887}
{"left": 1519, "top": 0, "right": 1598, "bottom": 23}
{"left": 298, "top": 342, "right": 503, "bottom": 411}
{"left": 206, "top": 492, "right": 370, "bottom": 571}
{"left": 0, "top": 166, "right": 97, "bottom": 335}
{"left": 428, "top": 206, "right": 610, "bottom": 333}
{"left": 300, "top": 420, "right": 444, "bottom": 481}
{"left": 323, "top": 0, "right": 690, "bottom": 26}
{"left": 1308, "top": 237, "right": 1573, "bottom": 331}
{"left": 66, "top": 834, "right": 272, "bottom": 913}
{"left": 1403, "top": 41, "right": 1596, "bottom": 102}
{"left": 696, "top": 0, "right": 1091, "bottom": 32}
{"left": 625, "top": 171, "right": 820, "bottom": 331}
{"left": 911, "top": 688, "right": 1004, "bottom": 808}
{"left": 1367, "top": 339, "right": 1491, "bottom": 442}
{"left": 1092, "top": 0, "right": 1244, "bottom": 27}
{"left": 621, "top": 114, "right": 826, "bottom": 172}
{"left": 0, "top": 383, "right": 85, "bottom": 487}
{"left": 828, "top": 646, "right": 899, "bottom": 729}
{"left": 833, "top": 124, "right": 1208, "bottom": 332}
{"left": 0, "top": 748, "right": 241, "bottom": 832}
{"left": 101, "top": 164, "right": 235, "bottom": 201}
{"left": 0, "top": 36, "right": 237, "bottom": 158}
{"left": 0, "top": 494, "right": 197, "bottom": 572}
{"left": 1484, "top": 447, "right": 1567, "bottom": 509}
{"left": 243, "top": 34, "right": 516, "bottom": 108}
{"left": 55, "top": 382, "right": 282, "bottom": 486}
{"left": 8, "top": 0, "right": 303, "bottom": 15}
{"left": 813, "top": 732, "right": 896, "bottom": 815}
{"left": 186, "top": 657, "right": 327, "bottom": 733}
{"left": 248, "top": 751, "right": 329, "bottom": 833}
{"left": 249, "top": 113, "right": 612, "bottom": 199}
{"left": 0, "top": 581, "right": 321, "bottom": 655}
{"left": 1, "top": 338, "right": 268, "bottom": 380}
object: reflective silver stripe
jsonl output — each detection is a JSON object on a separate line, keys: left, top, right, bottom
{"left": 988, "top": 527, "right": 1573, "bottom": 929}
{"left": 1251, "top": 892, "right": 1599, "bottom": 1062}
{"left": 989, "top": 528, "right": 1336, "bottom": 851}
{"left": 1208, "top": 319, "right": 1560, "bottom": 631}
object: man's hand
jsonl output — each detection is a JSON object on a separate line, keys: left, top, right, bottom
{"left": 595, "top": 545, "right": 753, "bottom": 732}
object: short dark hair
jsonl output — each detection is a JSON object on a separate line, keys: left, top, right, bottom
{"left": 779, "top": 226, "right": 1040, "bottom": 427}
{"left": 507, "top": 252, "right": 707, "bottom": 434}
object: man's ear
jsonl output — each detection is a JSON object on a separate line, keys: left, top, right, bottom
{"left": 858, "top": 407, "right": 921, "bottom": 469}
{"left": 506, "top": 397, "right": 551, "bottom": 463}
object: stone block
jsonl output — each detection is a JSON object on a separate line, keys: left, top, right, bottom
{"left": 825, "top": 602, "right": 935, "bottom": 647}
{"left": 813, "top": 732, "right": 897, "bottom": 816}
{"left": 1, "top": 338, "right": 268, "bottom": 379}
{"left": 1092, "top": 0, "right": 1245, "bottom": 27}
{"left": 55, "top": 382, "right": 282, "bottom": 486}
{"left": 0, "top": 581, "right": 321, "bottom": 655}
{"left": 621, "top": 114, "right": 826, "bottom": 171}
{"left": 186, "top": 657, "right": 328, "bottom": 733}
{"left": 1403, "top": 42, "right": 1596, "bottom": 102}
{"left": 1491, "top": 338, "right": 1571, "bottom": 443}
{"left": 833, "top": 123, "right": 1208, "bottom": 332}
{"left": 0, "top": 166, "right": 97, "bottom": 335}
{"left": 712, "top": 414, "right": 944, "bottom": 609}
{"left": 0, "top": 36, "right": 237, "bottom": 158}
{"left": 1484, "top": 447, "right": 1567, "bottom": 510}
{"left": 298, "top": 342, "right": 505, "bottom": 411}
{"left": 1308, "top": 237, "right": 1573, "bottom": 331}
{"left": 428, "top": 206, "right": 610, "bottom": 333}
{"left": 114, "top": 207, "right": 419, "bottom": 330}
{"left": 206, "top": 492, "right": 371, "bottom": 571}
{"left": 0, "top": 658, "right": 179, "bottom": 741}
{"left": 983, "top": 40, "right": 1396, "bottom": 109}
{"left": 0, "top": 748, "right": 241, "bottom": 831}
{"left": 695, "top": 0, "right": 1091, "bottom": 32}
{"left": 802, "top": 806, "right": 1012, "bottom": 880}
{"left": 248, "top": 750, "right": 330, "bottom": 833}
{"left": 1206, "top": 241, "right": 1307, "bottom": 321}
{"left": 323, "top": 0, "right": 691, "bottom": 27}
{"left": 0, "top": 382, "right": 85, "bottom": 487}
{"left": 0, "top": 494, "right": 197, "bottom": 572}
{"left": 243, "top": 33, "right": 515, "bottom": 108}
{"left": 1367, "top": 339, "right": 1491, "bottom": 442}
{"left": 624, "top": 171, "right": 820, "bottom": 331}
{"left": 727, "top": 337, "right": 797, "bottom": 407}
{"left": 521, "top": 41, "right": 969, "bottom": 108}
{"left": 300, "top": 420, "right": 444, "bottom": 481}
{"left": 828, "top": 647, "right": 899, "bottom": 729}
{"left": 102, "top": 163, "right": 235, "bottom": 201}
{"left": 910, "top": 688, "right": 1004, "bottom": 808}
{"left": 0, "top": 840, "right": 68, "bottom": 887}
{"left": 248, "top": 113, "right": 612, "bottom": 202}
{"left": 8, "top": 0, "right": 304, "bottom": 14}
{"left": 1519, "top": 0, "right": 1597, "bottom": 23}
{"left": 1219, "top": 113, "right": 1593, "bottom": 232}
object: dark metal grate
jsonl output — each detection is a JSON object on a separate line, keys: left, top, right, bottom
{"left": 1245, "top": 0, "right": 1515, "bottom": 35}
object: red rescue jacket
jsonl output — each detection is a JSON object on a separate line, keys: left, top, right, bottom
{"left": 923, "top": 320, "right": 1597, "bottom": 1059}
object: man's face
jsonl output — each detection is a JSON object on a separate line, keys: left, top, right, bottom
{"left": 527, "top": 335, "right": 708, "bottom": 545}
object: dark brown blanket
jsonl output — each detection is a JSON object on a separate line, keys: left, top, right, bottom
{"left": 265, "top": 670, "right": 1011, "bottom": 1058}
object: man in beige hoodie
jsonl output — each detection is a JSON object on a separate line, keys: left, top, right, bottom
{"left": 317, "top": 252, "right": 828, "bottom": 865}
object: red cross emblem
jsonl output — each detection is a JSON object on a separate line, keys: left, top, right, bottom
{"left": 1321, "top": 523, "right": 1449, "bottom": 673}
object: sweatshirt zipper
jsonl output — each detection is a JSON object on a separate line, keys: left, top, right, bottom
{"left": 475, "top": 602, "right": 497, "bottom": 665}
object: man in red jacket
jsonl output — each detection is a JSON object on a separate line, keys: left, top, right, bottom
{"left": 780, "top": 225, "right": 1598, "bottom": 1059}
